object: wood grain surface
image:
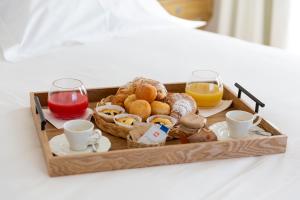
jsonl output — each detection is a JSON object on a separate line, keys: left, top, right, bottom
{"left": 159, "top": 0, "right": 213, "bottom": 21}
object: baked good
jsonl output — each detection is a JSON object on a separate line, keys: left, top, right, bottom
{"left": 187, "top": 128, "right": 217, "bottom": 143}
{"left": 95, "top": 104, "right": 125, "bottom": 122}
{"left": 147, "top": 115, "right": 177, "bottom": 128}
{"left": 166, "top": 93, "right": 197, "bottom": 120}
{"left": 133, "top": 77, "right": 167, "bottom": 100}
{"left": 135, "top": 83, "right": 157, "bottom": 102}
{"left": 116, "top": 117, "right": 137, "bottom": 126}
{"left": 111, "top": 94, "right": 128, "bottom": 106}
{"left": 113, "top": 77, "right": 168, "bottom": 102}
{"left": 150, "top": 101, "right": 170, "bottom": 115}
{"left": 150, "top": 117, "right": 172, "bottom": 126}
{"left": 178, "top": 113, "right": 206, "bottom": 134}
{"left": 180, "top": 113, "right": 206, "bottom": 129}
{"left": 114, "top": 114, "right": 142, "bottom": 129}
{"left": 101, "top": 109, "right": 122, "bottom": 116}
{"left": 124, "top": 94, "right": 136, "bottom": 111}
{"left": 176, "top": 113, "right": 217, "bottom": 143}
{"left": 177, "top": 113, "right": 207, "bottom": 137}
{"left": 129, "top": 100, "right": 151, "bottom": 121}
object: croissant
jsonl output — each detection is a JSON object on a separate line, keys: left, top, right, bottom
{"left": 166, "top": 93, "right": 197, "bottom": 120}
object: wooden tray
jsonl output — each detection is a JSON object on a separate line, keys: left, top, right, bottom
{"left": 30, "top": 83, "right": 287, "bottom": 177}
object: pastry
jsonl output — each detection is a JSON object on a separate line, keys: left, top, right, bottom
{"left": 180, "top": 113, "right": 207, "bottom": 129}
{"left": 178, "top": 113, "right": 207, "bottom": 135}
{"left": 111, "top": 93, "right": 128, "bottom": 106}
{"left": 135, "top": 83, "right": 157, "bottom": 102}
{"left": 151, "top": 118, "right": 172, "bottom": 126}
{"left": 95, "top": 104, "right": 125, "bottom": 122}
{"left": 147, "top": 115, "right": 177, "bottom": 128}
{"left": 129, "top": 100, "right": 151, "bottom": 121}
{"left": 133, "top": 77, "right": 167, "bottom": 100}
{"left": 124, "top": 94, "right": 136, "bottom": 111}
{"left": 117, "top": 117, "right": 136, "bottom": 126}
{"left": 166, "top": 93, "right": 197, "bottom": 120}
{"left": 150, "top": 101, "right": 170, "bottom": 115}
{"left": 114, "top": 77, "right": 168, "bottom": 102}
{"left": 101, "top": 109, "right": 122, "bottom": 116}
{"left": 176, "top": 113, "right": 217, "bottom": 143}
{"left": 187, "top": 128, "right": 217, "bottom": 143}
{"left": 114, "top": 114, "right": 142, "bottom": 128}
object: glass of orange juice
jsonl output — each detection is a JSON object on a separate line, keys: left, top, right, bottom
{"left": 186, "top": 70, "right": 223, "bottom": 107}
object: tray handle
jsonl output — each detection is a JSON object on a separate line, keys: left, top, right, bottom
{"left": 34, "top": 96, "right": 47, "bottom": 131}
{"left": 234, "top": 83, "right": 265, "bottom": 113}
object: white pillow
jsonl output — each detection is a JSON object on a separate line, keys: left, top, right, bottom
{"left": 0, "top": 0, "right": 205, "bottom": 61}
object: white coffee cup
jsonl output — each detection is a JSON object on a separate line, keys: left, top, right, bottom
{"left": 226, "top": 110, "right": 262, "bottom": 138}
{"left": 63, "top": 119, "right": 101, "bottom": 151}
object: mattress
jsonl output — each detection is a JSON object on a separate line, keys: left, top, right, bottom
{"left": 1, "top": 28, "right": 300, "bottom": 200}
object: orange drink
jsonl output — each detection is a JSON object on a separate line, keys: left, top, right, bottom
{"left": 186, "top": 70, "right": 223, "bottom": 107}
{"left": 186, "top": 82, "right": 223, "bottom": 107}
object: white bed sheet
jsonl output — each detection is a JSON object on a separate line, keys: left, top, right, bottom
{"left": 0, "top": 28, "right": 300, "bottom": 200}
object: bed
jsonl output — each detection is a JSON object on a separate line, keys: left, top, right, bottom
{"left": 1, "top": 1, "right": 300, "bottom": 200}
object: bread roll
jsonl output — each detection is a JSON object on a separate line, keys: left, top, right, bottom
{"left": 135, "top": 83, "right": 157, "bottom": 102}
{"left": 129, "top": 100, "right": 151, "bottom": 121}
{"left": 150, "top": 101, "right": 170, "bottom": 115}
{"left": 124, "top": 94, "right": 136, "bottom": 111}
{"left": 133, "top": 77, "right": 167, "bottom": 100}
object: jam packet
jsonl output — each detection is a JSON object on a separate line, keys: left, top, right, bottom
{"left": 137, "top": 124, "right": 169, "bottom": 145}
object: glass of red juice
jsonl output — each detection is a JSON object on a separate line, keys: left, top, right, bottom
{"left": 48, "top": 78, "right": 88, "bottom": 120}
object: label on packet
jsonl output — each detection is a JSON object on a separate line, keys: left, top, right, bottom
{"left": 137, "top": 124, "right": 169, "bottom": 145}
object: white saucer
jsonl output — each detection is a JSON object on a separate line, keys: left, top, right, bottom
{"left": 49, "top": 134, "right": 111, "bottom": 156}
{"left": 209, "top": 121, "right": 272, "bottom": 140}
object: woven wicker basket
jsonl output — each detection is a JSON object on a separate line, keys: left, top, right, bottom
{"left": 94, "top": 110, "right": 191, "bottom": 140}
{"left": 94, "top": 111, "right": 131, "bottom": 139}
{"left": 94, "top": 97, "right": 190, "bottom": 139}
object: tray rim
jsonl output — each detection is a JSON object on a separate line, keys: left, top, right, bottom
{"left": 29, "top": 82, "right": 287, "bottom": 176}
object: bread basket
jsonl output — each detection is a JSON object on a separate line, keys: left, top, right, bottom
{"left": 94, "top": 96, "right": 185, "bottom": 139}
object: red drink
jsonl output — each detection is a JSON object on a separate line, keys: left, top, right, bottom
{"left": 48, "top": 91, "right": 88, "bottom": 119}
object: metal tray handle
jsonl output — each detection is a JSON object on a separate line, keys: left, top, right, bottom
{"left": 234, "top": 83, "right": 265, "bottom": 113}
{"left": 34, "top": 96, "right": 47, "bottom": 131}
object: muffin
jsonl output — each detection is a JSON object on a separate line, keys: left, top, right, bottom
{"left": 129, "top": 100, "right": 151, "bottom": 121}
{"left": 151, "top": 101, "right": 170, "bottom": 115}
{"left": 135, "top": 83, "right": 157, "bottom": 102}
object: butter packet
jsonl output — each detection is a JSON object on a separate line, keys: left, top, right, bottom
{"left": 137, "top": 124, "right": 169, "bottom": 145}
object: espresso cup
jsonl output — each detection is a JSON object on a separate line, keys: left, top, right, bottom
{"left": 63, "top": 119, "right": 101, "bottom": 151}
{"left": 226, "top": 110, "right": 262, "bottom": 138}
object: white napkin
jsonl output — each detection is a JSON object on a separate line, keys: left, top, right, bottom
{"left": 198, "top": 100, "right": 232, "bottom": 117}
{"left": 43, "top": 108, "right": 94, "bottom": 129}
